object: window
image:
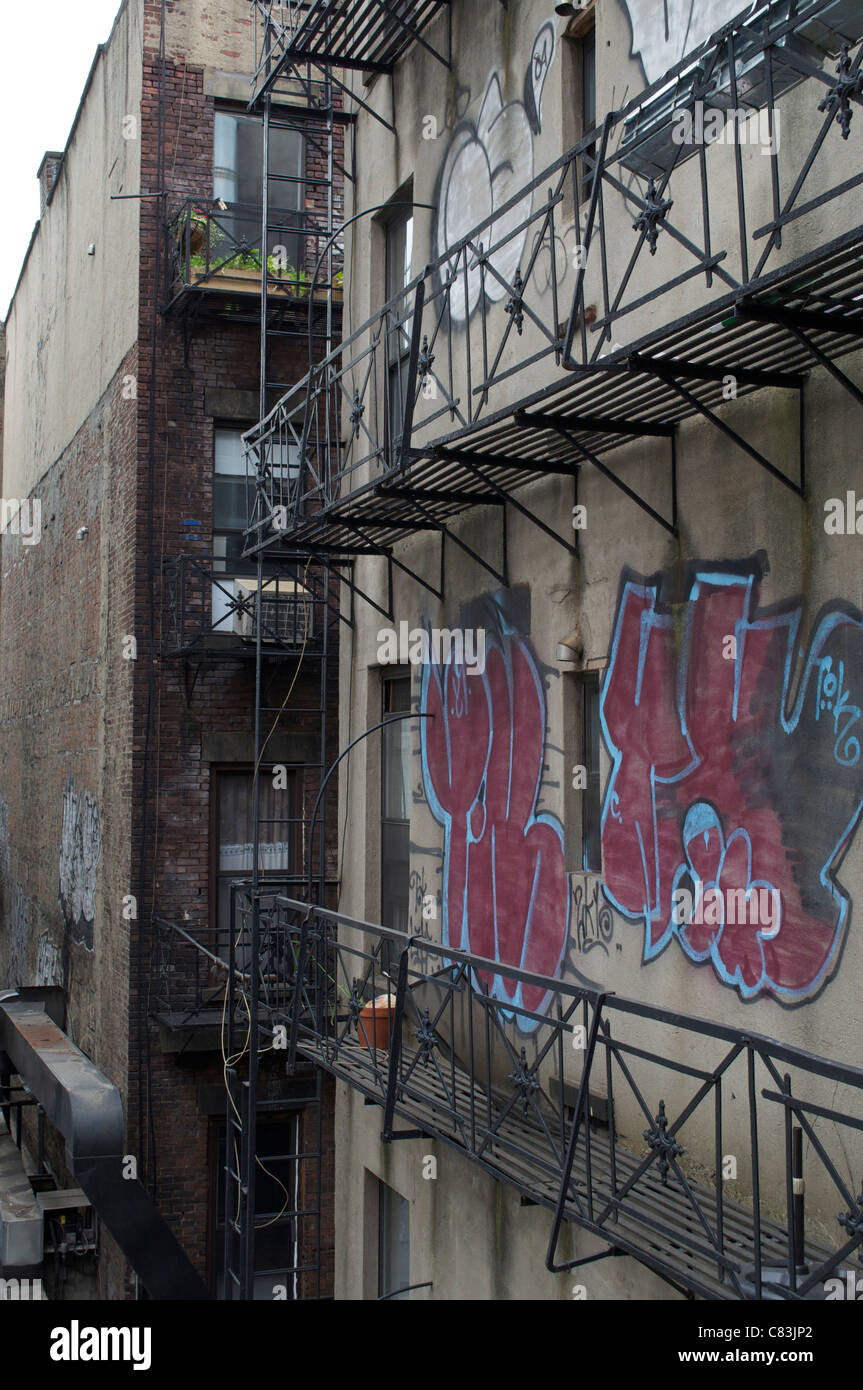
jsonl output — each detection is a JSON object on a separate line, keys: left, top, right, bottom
{"left": 384, "top": 201, "right": 414, "bottom": 453}
{"left": 213, "top": 108, "right": 304, "bottom": 267}
{"left": 378, "top": 1180, "right": 410, "bottom": 1300}
{"left": 581, "top": 29, "right": 597, "bottom": 194}
{"left": 381, "top": 675, "right": 411, "bottom": 936}
{"left": 212, "top": 769, "right": 296, "bottom": 941}
{"left": 580, "top": 672, "right": 601, "bottom": 872}
{"left": 213, "top": 1114, "right": 300, "bottom": 1299}
{"left": 212, "top": 426, "right": 299, "bottom": 633}
{"left": 564, "top": 5, "right": 597, "bottom": 200}
{"left": 213, "top": 426, "right": 252, "bottom": 578}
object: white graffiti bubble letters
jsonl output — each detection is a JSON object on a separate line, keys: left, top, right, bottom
{"left": 435, "top": 23, "right": 556, "bottom": 323}
{"left": 622, "top": 0, "right": 749, "bottom": 87}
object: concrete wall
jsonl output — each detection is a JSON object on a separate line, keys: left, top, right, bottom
{"left": 335, "top": 0, "right": 863, "bottom": 1298}
{"left": 2, "top": 0, "right": 142, "bottom": 503}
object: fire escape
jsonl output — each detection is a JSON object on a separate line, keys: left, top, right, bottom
{"left": 193, "top": 0, "right": 863, "bottom": 1299}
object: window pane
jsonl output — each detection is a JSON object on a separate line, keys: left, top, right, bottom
{"left": 213, "top": 111, "right": 304, "bottom": 264}
{"left": 215, "top": 427, "right": 247, "bottom": 476}
{"left": 214, "top": 475, "right": 249, "bottom": 534}
{"left": 381, "top": 822, "right": 409, "bottom": 933}
{"left": 378, "top": 1181, "right": 410, "bottom": 1300}
{"left": 217, "top": 772, "right": 294, "bottom": 876}
{"left": 583, "top": 31, "right": 596, "bottom": 131}
{"left": 385, "top": 211, "right": 413, "bottom": 302}
{"left": 382, "top": 677, "right": 411, "bottom": 819}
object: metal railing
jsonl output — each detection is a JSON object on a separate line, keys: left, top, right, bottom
{"left": 243, "top": 0, "right": 863, "bottom": 546}
{"left": 200, "top": 892, "right": 863, "bottom": 1301}
{"left": 250, "top": 0, "right": 450, "bottom": 99}
{"left": 162, "top": 553, "right": 328, "bottom": 657}
{"left": 165, "top": 198, "right": 343, "bottom": 312}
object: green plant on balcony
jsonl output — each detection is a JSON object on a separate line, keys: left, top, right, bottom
{"left": 266, "top": 260, "right": 313, "bottom": 297}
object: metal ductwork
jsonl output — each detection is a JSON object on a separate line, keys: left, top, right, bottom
{"left": 0, "top": 991, "right": 211, "bottom": 1300}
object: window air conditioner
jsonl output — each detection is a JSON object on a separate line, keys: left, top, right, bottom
{"left": 232, "top": 577, "right": 314, "bottom": 646}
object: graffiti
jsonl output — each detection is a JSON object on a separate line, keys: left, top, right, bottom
{"left": 433, "top": 21, "right": 556, "bottom": 322}
{"left": 421, "top": 600, "right": 569, "bottom": 1022}
{"left": 814, "top": 656, "right": 861, "bottom": 767}
{"left": 35, "top": 931, "right": 63, "bottom": 989}
{"left": 571, "top": 873, "right": 615, "bottom": 954}
{"left": 6, "top": 883, "right": 30, "bottom": 986}
{"left": 621, "top": 0, "right": 749, "bottom": 87}
{"left": 601, "top": 562, "right": 863, "bottom": 1002}
{"left": 59, "top": 776, "right": 102, "bottom": 951}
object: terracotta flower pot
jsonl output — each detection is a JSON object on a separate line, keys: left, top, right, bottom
{"left": 357, "top": 992, "right": 397, "bottom": 1051}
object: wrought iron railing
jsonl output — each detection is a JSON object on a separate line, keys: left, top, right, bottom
{"left": 200, "top": 892, "right": 863, "bottom": 1301}
{"left": 162, "top": 553, "right": 328, "bottom": 657}
{"left": 165, "top": 198, "right": 343, "bottom": 312}
{"left": 250, "top": 0, "right": 451, "bottom": 101}
{"left": 243, "top": 0, "right": 863, "bottom": 548}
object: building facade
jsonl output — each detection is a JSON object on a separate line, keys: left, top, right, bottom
{"left": 0, "top": 0, "right": 340, "bottom": 1300}
{"left": 244, "top": 0, "right": 863, "bottom": 1301}
{"left": 3, "top": 0, "right": 863, "bottom": 1305}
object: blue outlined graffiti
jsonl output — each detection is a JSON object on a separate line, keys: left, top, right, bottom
{"left": 600, "top": 560, "right": 863, "bottom": 1003}
{"left": 420, "top": 595, "right": 569, "bottom": 1025}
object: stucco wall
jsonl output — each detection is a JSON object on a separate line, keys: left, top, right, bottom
{"left": 2, "top": 0, "right": 142, "bottom": 503}
{"left": 335, "top": 0, "right": 863, "bottom": 1298}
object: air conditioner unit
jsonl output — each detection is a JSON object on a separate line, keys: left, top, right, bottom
{"left": 616, "top": 0, "right": 855, "bottom": 180}
{"left": 232, "top": 577, "right": 314, "bottom": 646}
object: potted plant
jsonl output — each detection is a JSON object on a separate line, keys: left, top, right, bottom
{"left": 357, "top": 992, "right": 398, "bottom": 1051}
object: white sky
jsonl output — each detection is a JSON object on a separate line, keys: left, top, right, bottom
{"left": 0, "top": 0, "right": 123, "bottom": 317}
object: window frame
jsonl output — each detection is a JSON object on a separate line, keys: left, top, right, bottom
{"left": 380, "top": 192, "right": 415, "bottom": 455}
{"left": 562, "top": 3, "right": 598, "bottom": 205}
{"left": 377, "top": 1177, "right": 411, "bottom": 1301}
{"left": 212, "top": 102, "right": 307, "bottom": 271}
{"left": 209, "top": 764, "right": 300, "bottom": 940}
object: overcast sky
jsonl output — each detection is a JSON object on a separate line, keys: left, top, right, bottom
{"left": 1, "top": 0, "right": 123, "bottom": 317}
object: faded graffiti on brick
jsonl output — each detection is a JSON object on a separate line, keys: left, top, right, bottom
{"left": 59, "top": 777, "right": 101, "bottom": 951}
{"left": 601, "top": 562, "right": 863, "bottom": 1002}
{"left": 35, "top": 931, "right": 64, "bottom": 988}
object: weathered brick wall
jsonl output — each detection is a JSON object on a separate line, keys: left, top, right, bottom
{"left": 125, "top": 31, "right": 339, "bottom": 1297}
{"left": 0, "top": 342, "right": 139, "bottom": 1301}
{"left": 0, "top": 348, "right": 137, "bottom": 1067}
